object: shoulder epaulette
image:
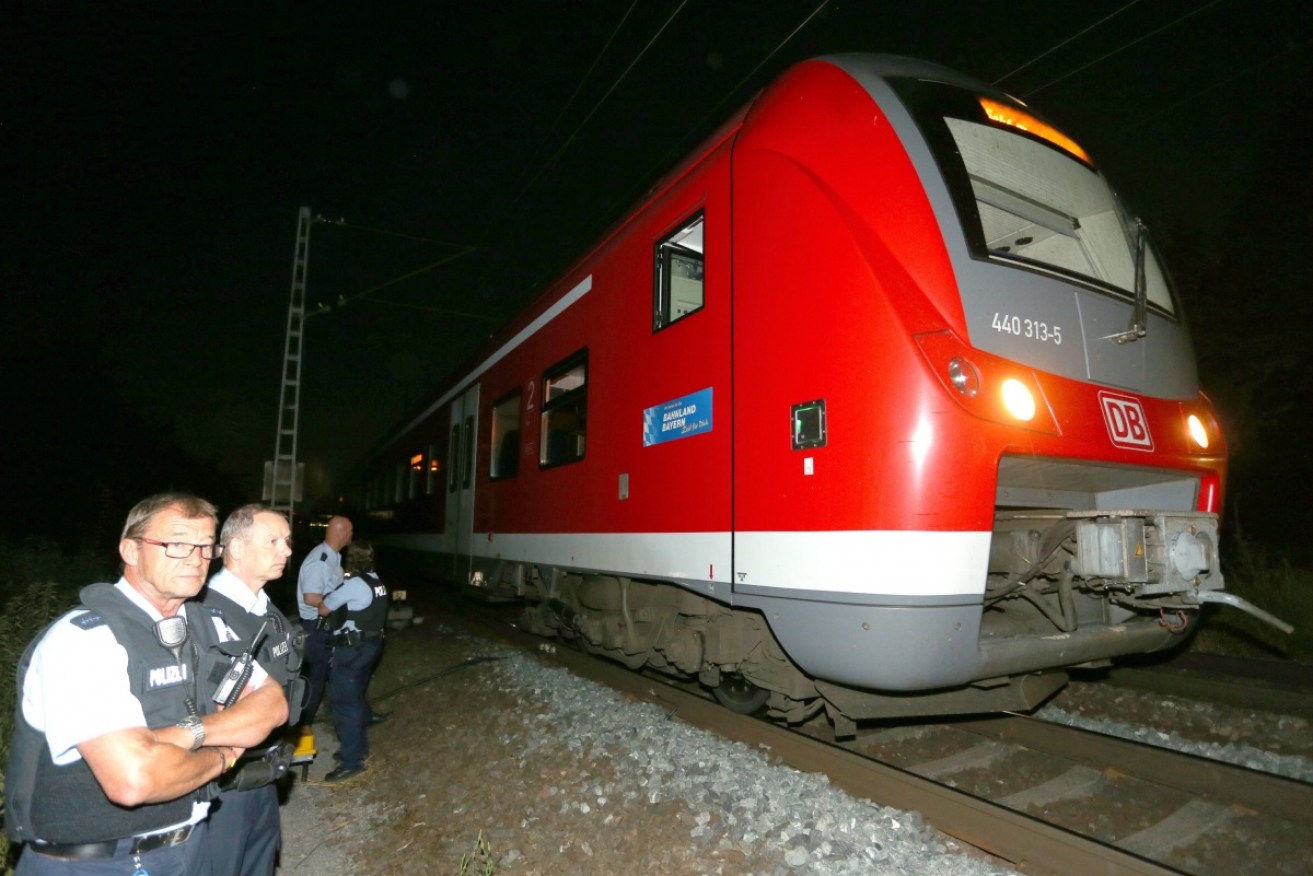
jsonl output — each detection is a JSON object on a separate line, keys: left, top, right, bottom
{"left": 73, "top": 612, "right": 106, "bottom": 630}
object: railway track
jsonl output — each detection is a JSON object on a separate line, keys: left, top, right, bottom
{"left": 831, "top": 714, "right": 1312, "bottom": 874}
{"left": 1092, "top": 652, "right": 1313, "bottom": 720}
{"left": 453, "top": 598, "right": 1312, "bottom": 874}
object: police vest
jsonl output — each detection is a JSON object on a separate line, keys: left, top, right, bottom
{"left": 200, "top": 585, "right": 307, "bottom": 727}
{"left": 5, "top": 582, "right": 230, "bottom": 845}
{"left": 342, "top": 572, "right": 390, "bottom": 633}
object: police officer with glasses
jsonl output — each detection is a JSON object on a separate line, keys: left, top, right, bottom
{"left": 201, "top": 503, "right": 306, "bottom": 876}
{"left": 5, "top": 492, "right": 289, "bottom": 875}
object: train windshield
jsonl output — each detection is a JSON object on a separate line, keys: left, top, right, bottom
{"left": 893, "top": 79, "right": 1175, "bottom": 315}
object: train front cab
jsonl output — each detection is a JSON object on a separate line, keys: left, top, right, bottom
{"left": 724, "top": 55, "right": 1289, "bottom": 726}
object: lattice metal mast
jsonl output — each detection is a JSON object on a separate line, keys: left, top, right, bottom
{"left": 269, "top": 206, "right": 313, "bottom": 517}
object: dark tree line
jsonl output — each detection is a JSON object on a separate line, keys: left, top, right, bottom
{"left": 1163, "top": 99, "right": 1313, "bottom": 561}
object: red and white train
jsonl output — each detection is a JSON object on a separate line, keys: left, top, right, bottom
{"left": 356, "top": 54, "right": 1287, "bottom": 725}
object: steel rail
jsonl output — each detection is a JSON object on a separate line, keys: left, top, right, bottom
{"left": 539, "top": 641, "right": 1185, "bottom": 876}
{"left": 953, "top": 713, "right": 1313, "bottom": 827}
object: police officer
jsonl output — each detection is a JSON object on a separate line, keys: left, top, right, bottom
{"left": 201, "top": 504, "right": 306, "bottom": 876}
{"left": 5, "top": 493, "right": 289, "bottom": 875}
{"left": 317, "top": 540, "right": 389, "bottom": 783}
{"left": 294, "top": 515, "right": 352, "bottom": 729}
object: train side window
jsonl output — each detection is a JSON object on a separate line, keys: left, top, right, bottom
{"left": 425, "top": 442, "right": 440, "bottom": 494}
{"left": 540, "top": 351, "right": 587, "bottom": 467}
{"left": 490, "top": 391, "right": 521, "bottom": 479}
{"left": 653, "top": 213, "right": 704, "bottom": 331}
{"left": 408, "top": 451, "right": 423, "bottom": 499}
{"left": 447, "top": 423, "right": 460, "bottom": 493}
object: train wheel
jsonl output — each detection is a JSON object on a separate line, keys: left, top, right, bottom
{"left": 711, "top": 675, "right": 769, "bottom": 714}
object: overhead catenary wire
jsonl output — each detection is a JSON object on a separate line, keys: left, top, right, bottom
{"left": 495, "top": 1, "right": 642, "bottom": 227}
{"left": 478, "top": 0, "right": 692, "bottom": 251}
{"left": 305, "top": 214, "right": 476, "bottom": 314}
{"left": 610, "top": 0, "right": 831, "bottom": 220}
{"left": 472, "top": 0, "right": 824, "bottom": 294}
{"left": 1119, "top": 37, "right": 1309, "bottom": 132}
{"left": 1018, "top": 0, "right": 1228, "bottom": 98}
{"left": 991, "top": 0, "right": 1143, "bottom": 87}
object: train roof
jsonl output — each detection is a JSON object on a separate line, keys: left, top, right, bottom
{"left": 361, "top": 52, "right": 1048, "bottom": 464}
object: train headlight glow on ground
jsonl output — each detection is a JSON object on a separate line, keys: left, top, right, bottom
{"left": 947, "top": 358, "right": 979, "bottom": 397}
{"left": 1001, "top": 378, "right": 1036, "bottom": 421}
{"left": 1187, "top": 414, "right": 1209, "bottom": 449}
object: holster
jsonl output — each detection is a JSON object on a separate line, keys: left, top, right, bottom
{"left": 333, "top": 629, "right": 362, "bottom": 648}
{"left": 218, "top": 742, "right": 294, "bottom": 792}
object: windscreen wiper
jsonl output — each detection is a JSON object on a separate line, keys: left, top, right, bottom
{"left": 1110, "top": 218, "right": 1149, "bottom": 344}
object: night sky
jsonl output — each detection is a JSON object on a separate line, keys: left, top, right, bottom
{"left": 4, "top": 2, "right": 1310, "bottom": 549}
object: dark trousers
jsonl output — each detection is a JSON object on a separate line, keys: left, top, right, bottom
{"left": 300, "top": 618, "right": 332, "bottom": 725}
{"left": 206, "top": 785, "right": 280, "bottom": 876}
{"left": 329, "top": 637, "right": 383, "bottom": 770}
{"left": 16, "top": 820, "right": 209, "bottom": 876}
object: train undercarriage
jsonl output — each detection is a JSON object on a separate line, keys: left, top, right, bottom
{"left": 508, "top": 507, "right": 1290, "bottom": 734}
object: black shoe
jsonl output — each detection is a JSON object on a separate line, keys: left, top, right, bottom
{"left": 368, "top": 712, "right": 391, "bottom": 726}
{"left": 323, "top": 764, "right": 365, "bottom": 783}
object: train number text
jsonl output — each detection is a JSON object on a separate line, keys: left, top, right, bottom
{"left": 991, "top": 312, "right": 1063, "bottom": 346}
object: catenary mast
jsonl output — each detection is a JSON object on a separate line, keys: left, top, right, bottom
{"left": 266, "top": 206, "right": 312, "bottom": 517}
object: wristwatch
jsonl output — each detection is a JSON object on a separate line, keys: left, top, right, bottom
{"left": 176, "top": 715, "right": 205, "bottom": 751}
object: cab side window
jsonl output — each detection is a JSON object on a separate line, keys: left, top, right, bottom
{"left": 653, "top": 213, "right": 704, "bottom": 331}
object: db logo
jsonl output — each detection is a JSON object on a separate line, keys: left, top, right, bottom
{"left": 1099, "top": 391, "right": 1154, "bottom": 451}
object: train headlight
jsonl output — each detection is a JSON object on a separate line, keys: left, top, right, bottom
{"left": 915, "top": 331, "right": 1059, "bottom": 435}
{"left": 1187, "top": 414, "right": 1209, "bottom": 449}
{"left": 1001, "top": 378, "right": 1036, "bottom": 421}
{"left": 947, "top": 358, "right": 980, "bottom": 397}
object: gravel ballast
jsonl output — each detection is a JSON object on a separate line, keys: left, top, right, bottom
{"left": 276, "top": 611, "right": 1313, "bottom": 874}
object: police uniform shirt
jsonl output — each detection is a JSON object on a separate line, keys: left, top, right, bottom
{"left": 295, "top": 542, "right": 342, "bottom": 621}
{"left": 204, "top": 567, "right": 279, "bottom": 685}
{"left": 321, "top": 575, "right": 374, "bottom": 632}
{"left": 208, "top": 566, "right": 272, "bottom": 618}
{"left": 20, "top": 579, "right": 220, "bottom": 827}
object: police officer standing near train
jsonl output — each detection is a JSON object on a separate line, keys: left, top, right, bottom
{"left": 201, "top": 504, "right": 306, "bottom": 876}
{"left": 317, "top": 540, "right": 389, "bottom": 782}
{"left": 294, "top": 514, "right": 352, "bottom": 728}
{"left": 5, "top": 492, "right": 289, "bottom": 875}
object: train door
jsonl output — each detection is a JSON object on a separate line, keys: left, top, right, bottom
{"left": 443, "top": 384, "right": 479, "bottom": 582}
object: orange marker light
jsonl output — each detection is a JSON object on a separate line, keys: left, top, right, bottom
{"left": 979, "top": 97, "right": 1092, "bottom": 165}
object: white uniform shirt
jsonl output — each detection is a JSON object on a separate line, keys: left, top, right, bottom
{"left": 20, "top": 578, "right": 239, "bottom": 827}
{"left": 205, "top": 567, "right": 277, "bottom": 687}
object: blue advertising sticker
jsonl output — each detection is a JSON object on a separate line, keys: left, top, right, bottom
{"left": 643, "top": 387, "right": 713, "bottom": 447}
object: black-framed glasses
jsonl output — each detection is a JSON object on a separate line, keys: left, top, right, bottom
{"left": 137, "top": 537, "right": 220, "bottom": 560}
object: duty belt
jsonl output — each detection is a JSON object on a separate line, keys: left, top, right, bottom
{"left": 30, "top": 824, "right": 195, "bottom": 860}
{"left": 332, "top": 629, "right": 384, "bottom": 647}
